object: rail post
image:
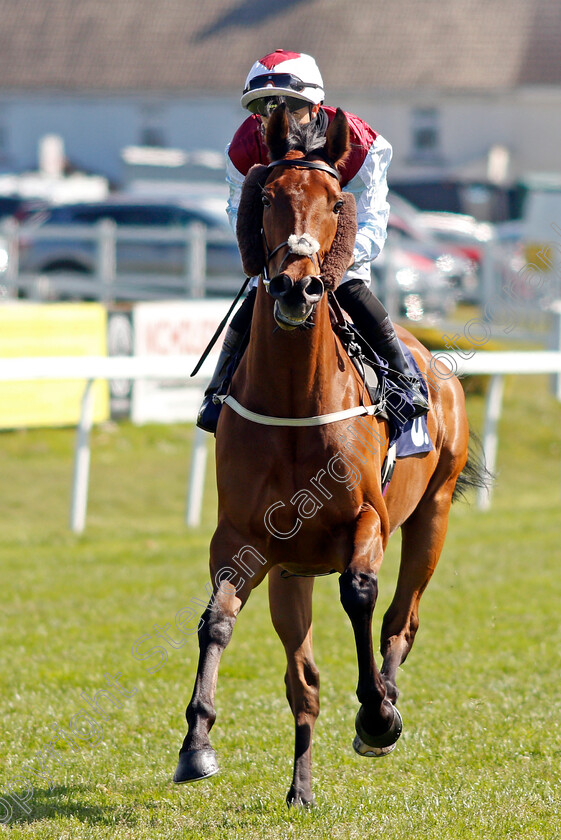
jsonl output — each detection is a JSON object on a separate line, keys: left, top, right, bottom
{"left": 477, "top": 373, "right": 505, "bottom": 511}
{"left": 70, "top": 378, "right": 96, "bottom": 533}
{"left": 185, "top": 424, "right": 208, "bottom": 527}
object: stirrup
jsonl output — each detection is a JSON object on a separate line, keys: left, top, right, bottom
{"left": 196, "top": 392, "right": 224, "bottom": 434}
{"left": 408, "top": 378, "right": 429, "bottom": 418}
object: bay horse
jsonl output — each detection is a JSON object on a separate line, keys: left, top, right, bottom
{"left": 174, "top": 105, "right": 474, "bottom": 807}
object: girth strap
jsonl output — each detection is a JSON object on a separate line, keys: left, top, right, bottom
{"left": 215, "top": 393, "right": 379, "bottom": 427}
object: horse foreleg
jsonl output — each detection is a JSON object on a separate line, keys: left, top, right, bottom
{"left": 340, "top": 508, "right": 402, "bottom": 757}
{"left": 174, "top": 533, "right": 267, "bottom": 784}
{"left": 381, "top": 480, "right": 456, "bottom": 703}
{"left": 268, "top": 568, "right": 319, "bottom": 808}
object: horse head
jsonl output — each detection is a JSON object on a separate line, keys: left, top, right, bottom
{"left": 236, "top": 104, "right": 357, "bottom": 331}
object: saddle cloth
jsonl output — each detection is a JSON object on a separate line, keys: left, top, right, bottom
{"left": 394, "top": 345, "right": 433, "bottom": 458}
{"left": 381, "top": 346, "right": 433, "bottom": 493}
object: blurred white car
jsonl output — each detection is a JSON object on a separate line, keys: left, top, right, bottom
{"left": 389, "top": 193, "right": 492, "bottom": 302}
{"left": 417, "top": 211, "right": 493, "bottom": 258}
{"left": 415, "top": 210, "right": 495, "bottom": 302}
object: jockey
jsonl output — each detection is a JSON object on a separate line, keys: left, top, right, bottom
{"left": 198, "top": 49, "right": 429, "bottom": 432}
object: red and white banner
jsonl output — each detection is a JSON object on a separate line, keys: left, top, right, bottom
{"left": 131, "top": 299, "right": 232, "bottom": 424}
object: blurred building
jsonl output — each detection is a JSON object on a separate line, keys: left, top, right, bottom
{"left": 0, "top": 0, "right": 560, "bottom": 217}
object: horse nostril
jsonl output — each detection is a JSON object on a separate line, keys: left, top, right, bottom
{"left": 301, "top": 276, "right": 324, "bottom": 303}
{"left": 268, "top": 273, "right": 293, "bottom": 299}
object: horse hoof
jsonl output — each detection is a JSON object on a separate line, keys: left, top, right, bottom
{"left": 286, "top": 791, "right": 315, "bottom": 809}
{"left": 287, "top": 797, "right": 315, "bottom": 810}
{"left": 173, "top": 748, "right": 219, "bottom": 783}
{"left": 353, "top": 733, "right": 397, "bottom": 758}
{"left": 353, "top": 705, "right": 403, "bottom": 758}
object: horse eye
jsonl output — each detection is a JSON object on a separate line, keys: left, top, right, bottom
{"left": 262, "top": 194, "right": 271, "bottom": 207}
{"left": 333, "top": 199, "right": 344, "bottom": 214}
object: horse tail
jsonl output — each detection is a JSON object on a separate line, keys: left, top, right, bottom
{"left": 452, "top": 430, "right": 494, "bottom": 503}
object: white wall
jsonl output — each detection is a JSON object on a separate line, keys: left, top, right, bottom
{"left": 1, "top": 87, "right": 560, "bottom": 187}
{"left": 340, "top": 86, "right": 561, "bottom": 180}
{"left": 0, "top": 93, "right": 244, "bottom": 183}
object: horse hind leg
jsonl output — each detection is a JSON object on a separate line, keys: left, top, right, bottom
{"left": 268, "top": 569, "right": 319, "bottom": 808}
{"left": 380, "top": 478, "right": 457, "bottom": 703}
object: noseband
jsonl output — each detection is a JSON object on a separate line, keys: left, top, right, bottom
{"left": 261, "top": 157, "right": 342, "bottom": 297}
{"left": 262, "top": 231, "right": 322, "bottom": 286}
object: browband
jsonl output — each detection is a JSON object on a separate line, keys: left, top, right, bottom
{"left": 267, "top": 158, "right": 341, "bottom": 183}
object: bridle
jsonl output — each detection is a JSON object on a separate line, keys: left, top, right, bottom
{"left": 261, "top": 157, "right": 342, "bottom": 291}
{"left": 261, "top": 231, "right": 323, "bottom": 288}
{"left": 266, "top": 157, "right": 341, "bottom": 182}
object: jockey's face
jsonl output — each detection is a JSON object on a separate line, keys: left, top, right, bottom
{"left": 261, "top": 103, "right": 320, "bottom": 128}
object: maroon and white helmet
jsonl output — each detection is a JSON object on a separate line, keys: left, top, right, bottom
{"left": 241, "top": 49, "right": 325, "bottom": 113}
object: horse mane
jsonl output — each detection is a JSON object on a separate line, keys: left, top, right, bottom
{"left": 285, "top": 119, "right": 327, "bottom": 156}
{"left": 266, "top": 108, "right": 328, "bottom": 163}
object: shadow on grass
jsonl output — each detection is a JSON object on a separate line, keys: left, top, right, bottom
{"left": 6, "top": 783, "right": 148, "bottom": 827}
{"left": 7, "top": 781, "right": 285, "bottom": 830}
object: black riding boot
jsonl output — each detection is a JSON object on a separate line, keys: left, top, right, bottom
{"left": 196, "top": 287, "right": 257, "bottom": 433}
{"left": 334, "top": 279, "right": 429, "bottom": 418}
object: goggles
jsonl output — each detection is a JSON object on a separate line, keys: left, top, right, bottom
{"left": 246, "top": 96, "right": 309, "bottom": 117}
{"left": 244, "top": 72, "right": 323, "bottom": 95}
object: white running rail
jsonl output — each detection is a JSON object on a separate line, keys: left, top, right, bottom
{"left": 1, "top": 351, "right": 560, "bottom": 530}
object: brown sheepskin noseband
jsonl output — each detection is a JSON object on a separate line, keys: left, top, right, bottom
{"left": 236, "top": 164, "right": 357, "bottom": 290}
{"left": 320, "top": 192, "right": 357, "bottom": 290}
{"left": 236, "top": 164, "right": 269, "bottom": 278}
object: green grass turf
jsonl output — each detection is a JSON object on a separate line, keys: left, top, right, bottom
{"left": 0, "top": 374, "right": 560, "bottom": 839}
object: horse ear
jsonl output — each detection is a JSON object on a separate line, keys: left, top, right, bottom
{"left": 265, "top": 103, "right": 291, "bottom": 161}
{"left": 236, "top": 164, "right": 268, "bottom": 277}
{"left": 325, "top": 108, "right": 350, "bottom": 169}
